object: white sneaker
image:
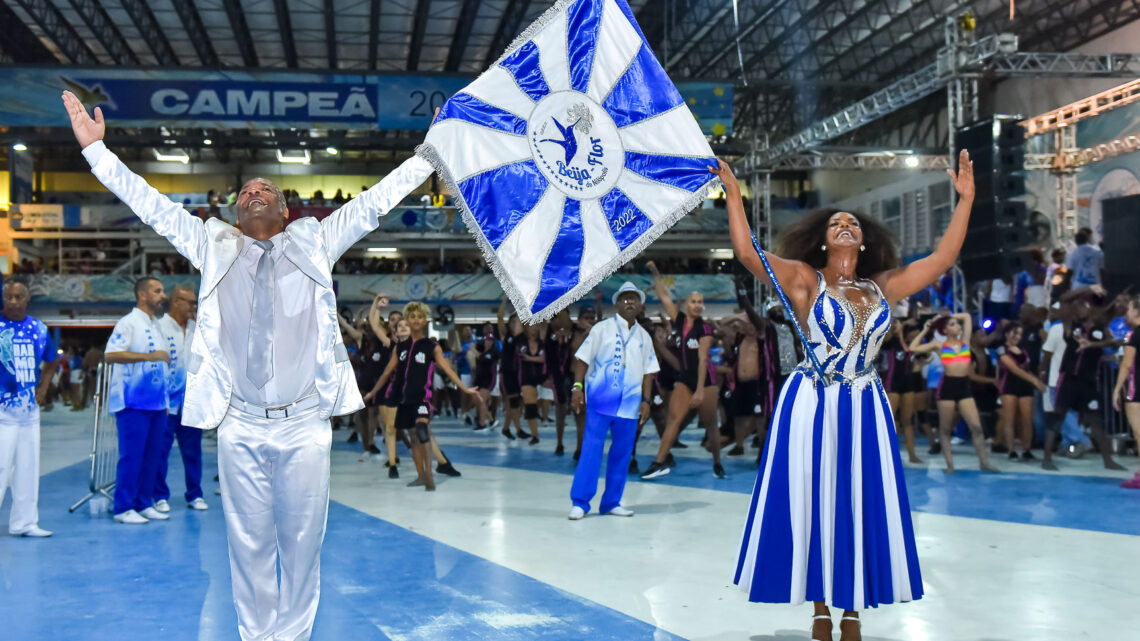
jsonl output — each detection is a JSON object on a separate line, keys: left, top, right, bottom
{"left": 357, "top": 451, "right": 371, "bottom": 462}
{"left": 139, "top": 507, "right": 170, "bottom": 521}
{"left": 568, "top": 506, "right": 586, "bottom": 520}
{"left": 153, "top": 499, "right": 171, "bottom": 513}
{"left": 15, "top": 525, "right": 53, "bottom": 537}
{"left": 214, "top": 487, "right": 222, "bottom": 495}
{"left": 113, "top": 510, "right": 149, "bottom": 524}
{"left": 187, "top": 498, "right": 209, "bottom": 511}
{"left": 604, "top": 506, "right": 634, "bottom": 517}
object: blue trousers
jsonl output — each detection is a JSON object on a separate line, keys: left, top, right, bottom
{"left": 154, "top": 412, "right": 204, "bottom": 503}
{"left": 113, "top": 408, "right": 167, "bottom": 515}
{"left": 570, "top": 409, "right": 637, "bottom": 514}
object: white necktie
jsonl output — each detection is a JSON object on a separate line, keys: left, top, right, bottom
{"left": 246, "top": 240, "right": 274, "bottom": 389}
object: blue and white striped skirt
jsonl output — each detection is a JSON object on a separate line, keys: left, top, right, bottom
{"left": 734, "top": 371, "right": 923, "bottom": 611}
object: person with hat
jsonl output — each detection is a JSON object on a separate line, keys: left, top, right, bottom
{"left": 568, "top": 282, "right": 659, "bottom": 520}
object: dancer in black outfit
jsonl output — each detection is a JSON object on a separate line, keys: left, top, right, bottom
{"left": 364, "top": 302, "right": 477, "bottom": 490}
{"left": 519, "top": 323, "right": 546, "bottom": 445}
{"left": 546, "top": 315, "right": 575, "bottom": 455}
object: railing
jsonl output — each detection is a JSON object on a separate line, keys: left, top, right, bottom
{"left": 69, "top": 363, "right": 117, "bottom": 513}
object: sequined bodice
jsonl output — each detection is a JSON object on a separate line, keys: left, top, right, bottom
{"left": 803, "top": 273, "right": 892, "bottom": 381}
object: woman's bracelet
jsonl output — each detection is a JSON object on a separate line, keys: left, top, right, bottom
{"left": 572, "top": 382, "right": 584, "bottom": 390}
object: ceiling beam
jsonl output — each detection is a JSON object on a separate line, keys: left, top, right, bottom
{"left": 407, "top": 0, "right": 431, "bottom": 70}
{"left": 368, "top": 0, "right": 381, "bottom": 70}
{"left": 67, "top": 0, "right": 140, "bottom": 65}
{"left": 445, "top": 0, "right": 482, "bottom": 71}
{"left": 272, "top": 0, "right": 298, "bottom": 67}
{"left": 170, "top": 0, "right": 221, "bottom": 66}
{"left": 12, "top": 0, "right": 99, "bottom": 64}
{"left": 118, "top": 0, "right": 180, "bottom": 65}
{"left": 222, "top": 0, "right": 259, "bottom": 67}
{"left": 0, "top": 1, "right": 59, "bottom": 62}
{"left": 324, "top": 0, "right": 337, "bottom": 69}
{"left": 482, "top": 0, "right": 532, "bottom": 68}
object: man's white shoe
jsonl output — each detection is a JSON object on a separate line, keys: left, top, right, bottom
{"left": 357, "top": 451, "right": 371, "bottom": 462}
{"left": 187, "top": 498, "right": 209, "bottom": 511}
{"left": 113, "top": 510, "right": 149, "bottom": 524}
{"left": 15, "top": 525, "right": 53, "bottom": 537}
{"left": 604, "top": 506, "right": 634, "bottom": 517}
{"left": 139, "top": 507, "right": 170, "bottom": 521}
{"left": 153, "top": 499, "right": 171, "bottom": 513}
{"left": 568, "top": 506, "right": 586, "bottom": 520}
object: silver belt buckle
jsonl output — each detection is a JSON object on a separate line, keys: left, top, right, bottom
{"left": 264, "top": 403, "right": 290, "bottom": 419}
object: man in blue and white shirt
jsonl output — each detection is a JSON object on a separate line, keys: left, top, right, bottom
{"left": 154, "top": 285, "right": 206, "bottom": 512}
{"left": 105, "top": 277, "right": 170, "bottom": 524}
{"left": 0, "top": 278, "right": 60, "bottom": 537}
{"left": 568, "top": 282, "right": 659, "bottom": 520}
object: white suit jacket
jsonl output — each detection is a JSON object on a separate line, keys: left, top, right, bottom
{"left": 83, "top": 141, "right": 433, "bottom": 429}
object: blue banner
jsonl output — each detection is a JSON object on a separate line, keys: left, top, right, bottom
{"left": 0, "top": 67, "right": 731, "bottom": 134}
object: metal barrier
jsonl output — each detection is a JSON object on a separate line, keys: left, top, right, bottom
{"left": 1101, "top": 359, "right": 1137, "bottom": 455}
{"left": 69, "top": 363, "right": 117, "bottom": 513}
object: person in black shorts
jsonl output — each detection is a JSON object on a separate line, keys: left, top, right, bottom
{"left": 727, "top": 290, "right": 768, "bottom": 458}
{"left": 880, "top": 320, "right": 924, "bottom": 463}
{"left": 996, "top": 322, "right": 1047, "bottom": 462}
{"left": 1042, "top": 299, "right": 1123, "bottom": 472}
{"left": 1111, "top": 296, "right": 1140, "bottom": 489}
{"left": 378, "top": 317, "right": 409, "bottom": 476}
{"left": 545, "top": 314, "right": 574, "bottom": 455}
{"left": 364, "top": 302, "right": 477, "bottom": 491}
{"left": 518, "top": 323, "right": 546, "bottom": 445}
{"left": 497, "top": 298, "right": 529, "bottom": 441}
{"left": 641, "top": 261, "right": 724, "bottom": 480}
{"left": 568, "top": 305, "right": 598, "bottom": 460}
{"left": 473, "top": 322, "right": 501, "bottom": 430}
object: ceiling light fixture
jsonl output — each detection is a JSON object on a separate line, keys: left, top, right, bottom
{"left": 152, "top": 148, "right": 189, "bottom": 164}
{"left": 275, "top": 149, "right": 311, "bottom": 164}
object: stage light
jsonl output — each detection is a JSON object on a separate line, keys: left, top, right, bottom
{"left": 12, "top": 143, "right": 28, "bottom": 152}
{"left": 709, "top": 248, "right": 734, "bottom": 259}
{"left": 366, "top": 247, "right": 399, "bottom": 254}
{"left": 982, "top": 318, "right": 994, "bottom": 330}
{"left": 326, "top": 146, "right": 339, "bottom": 155}
{"left": 904, "top": 156, "right": 920, "bottom": 168}
{"left": 203, "top": 138, "right": 213, "bottom": 146}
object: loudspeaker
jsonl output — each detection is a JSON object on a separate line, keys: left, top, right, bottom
{"left": 1101, "top": 194, "right": 1140, "bottom": 294}
{"left": 955, "top": 116, "right": 1029, "bottom": 282}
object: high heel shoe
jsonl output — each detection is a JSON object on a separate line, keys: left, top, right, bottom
{"left": 811, "top": 614, "right": 832, "bottom": 641}
{"left": 839, "top": 615, "right": 861, "bottom": 641}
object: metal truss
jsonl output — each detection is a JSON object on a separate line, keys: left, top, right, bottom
{"left": 0, "top": 1, "right": 58, "bottom": 62}
{"left": 989, "top": 52, "right": 1140, "bottom": 76}
{"left": 1022, "top": 80, "right": 1140, "bottom": 137}
{"left": 118, "top": 0, "right": 179, "bottom": 66}
{"left": 445, "top": 0, "right": 483, "bottom": 71}
{"left": 747, "top": 31, "right": 1140, "bottom": 169}
{"left": 66, "top": 0, "right": 139, "bottom": 65}
{"left": 170, "top": 0, "right": 220, "bottom": 66}
{"left": 222, "top": 0, "right": 259, "bottom": 67}
{"left": 772, "top": 153, "right": 951, "bottom": 171}
{"left": 660, "top": 0, "right": 735, "bottom": 74}
{"left": 12, "top": 0, "right": 98, "bottom": 64}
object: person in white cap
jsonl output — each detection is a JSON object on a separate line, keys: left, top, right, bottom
{"left": 568, "top": 282, "right": 659, "bottom": 520}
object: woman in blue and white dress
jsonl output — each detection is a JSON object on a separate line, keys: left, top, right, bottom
{"left": 715, "top": 151, "right": 976, "bottom": 641}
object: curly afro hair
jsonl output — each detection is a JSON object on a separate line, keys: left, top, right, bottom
{"left": 773, "top": 208, "right": 900, "bottom": 279}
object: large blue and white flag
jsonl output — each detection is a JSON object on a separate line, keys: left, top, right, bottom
{"left": 416, "top": 0, "right": 719, "bottom": 323}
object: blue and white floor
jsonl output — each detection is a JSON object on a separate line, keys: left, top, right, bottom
{"left": 2, "top": 407, "right": 1139, "bottom": 640}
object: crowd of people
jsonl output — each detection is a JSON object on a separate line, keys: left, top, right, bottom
{"left": 331, "top": 249, "right": 1140, "bottom": 491}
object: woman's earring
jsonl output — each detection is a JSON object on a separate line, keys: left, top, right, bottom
{"left": 820, "top": 244, "right": 827, "bottom": 251}
{"left": 860, "top": 244, "right": 866, "bottom": 252}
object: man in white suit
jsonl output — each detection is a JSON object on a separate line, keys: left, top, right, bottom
{"left": 63, "top": 91, "right": 434, "bottom": 641}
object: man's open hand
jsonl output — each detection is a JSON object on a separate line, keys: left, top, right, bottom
{"left": 62, "top": 90, "right": 105, "bottom": 149}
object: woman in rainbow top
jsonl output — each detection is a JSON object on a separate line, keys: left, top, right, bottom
{"left": 910, "top": 312, "right": 999, "bottom": 473}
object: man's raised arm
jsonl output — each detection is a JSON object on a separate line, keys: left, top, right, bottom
{"left": 319, "top": 156, "right": 434, "bottom": 262}
{"left": 63, "top": 91, "right": 207, "bottom": 268}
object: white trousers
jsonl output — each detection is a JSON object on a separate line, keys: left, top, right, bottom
{"left": 218, "top": 405, "right": 331, "bottom": 641}
{"left": 0, "top": 419, "right": 40, "bottom": 534}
